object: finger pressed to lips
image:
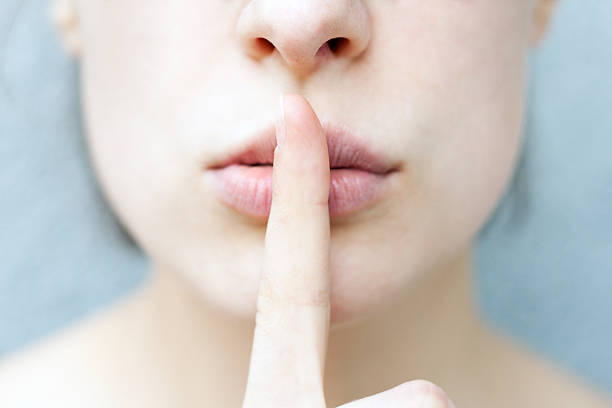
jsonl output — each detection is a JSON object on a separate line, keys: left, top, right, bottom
{"left": 242, "top": 94, "right": 331, "bottom": 407}
{"left": 207, "top": 92, "right": 399, "bottom": 219}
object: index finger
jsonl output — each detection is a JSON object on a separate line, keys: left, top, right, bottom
{"left": 242, "top": 93, "right": 331, "bottom": 408}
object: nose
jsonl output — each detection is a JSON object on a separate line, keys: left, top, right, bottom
{"left": 237, "top": 0, "right": 371, "bottom": 78}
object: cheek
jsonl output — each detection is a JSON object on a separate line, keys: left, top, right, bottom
{"left": 415, "top": 5, "right": 530, "bottom": 249}
{"left": 77, "top": 1, "right": 273, "bottom": 320}
{"left": 324, "top": 2, "right": 529, "bottom": 321}
{"left": 385, "top": 0, "right": 529, "bottom": 237}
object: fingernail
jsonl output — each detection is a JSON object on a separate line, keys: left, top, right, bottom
{"left": 276, "top": 93, "right": 286, "bottom": 147}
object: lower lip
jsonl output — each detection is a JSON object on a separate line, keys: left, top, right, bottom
{"left": 208, "top": 164, "right": 392, "bottom": 218}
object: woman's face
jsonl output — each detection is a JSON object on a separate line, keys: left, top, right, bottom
{"left": 68, "top": 0, "right": 547, "bottom": 324}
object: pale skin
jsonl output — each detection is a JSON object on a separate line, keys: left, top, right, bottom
{"left": 242, "top": 93, "right": 457, "bottom": 406}
{"left": 1, "top": 0, "right": 612, "bottom": 406}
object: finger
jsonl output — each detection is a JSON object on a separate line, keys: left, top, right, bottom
{"left": 336, "top": 380, "right": 456, "bottom": 408}
{"left": 242, "top": 93, "right": 331, "bottom": 408}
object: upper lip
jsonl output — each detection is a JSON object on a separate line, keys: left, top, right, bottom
{"left": 206, "top": 120, "right": 399, "bottom": 175}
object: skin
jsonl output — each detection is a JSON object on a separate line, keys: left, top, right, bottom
{"left": 2, "top": 0, "right": 612, "bottom": 406}
{"left": 242, "top": 93, "right": 458, "bottom": 406}
{"left": 64, "top": 0, "right": 547, "bottom": 324}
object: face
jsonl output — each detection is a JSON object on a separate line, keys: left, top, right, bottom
{"left": 64, "top": 0, "right": 549, "bottom": 325}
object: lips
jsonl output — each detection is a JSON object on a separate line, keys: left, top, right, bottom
{"left": 206, "top": 120, "right": 398, "bottom": 218}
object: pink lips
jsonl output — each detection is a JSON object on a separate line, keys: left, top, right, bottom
{"left": 206, "top": 121, "right": 398, "bottom": 218}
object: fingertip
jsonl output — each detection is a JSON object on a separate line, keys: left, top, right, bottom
{"left": 272, "top": 93, "right": 330, "bottom": 209}
{"left": 284, "top": 93, "right": 321, "bottom": 123}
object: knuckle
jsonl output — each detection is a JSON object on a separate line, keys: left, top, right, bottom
{"left": 257, "top": 274, "right": 283, "bottom": 305}
{"left": 258, "top": 272, "right": 329, "bottom": 308}
{"left": 302, "top": 179, "right": 329, "bottom": 208}
{"left": 269, "top": 200, "right": 291, "bottom": 225}
{"left": 307, "top": 194, "right": 329, "bottom": 208}
{"left": 400, "top": 379, "right": 454, "bottom": 408}
{"left": 252, "top": 290, "right": 286, "bottom": 335}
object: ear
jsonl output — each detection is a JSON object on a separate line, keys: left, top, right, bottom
{"left": 530, "top": 0, "right": 559, "bottom": 47}
{"left": 50, "top": 0, "right": 81, "bottom": 57}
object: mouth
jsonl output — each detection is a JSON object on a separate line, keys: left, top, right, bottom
{"left": 205, "top": 120, "right": 400, "bottom": 219}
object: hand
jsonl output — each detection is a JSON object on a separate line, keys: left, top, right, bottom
{"left": 241, "top": 93, "right": 456, "bottom": 408}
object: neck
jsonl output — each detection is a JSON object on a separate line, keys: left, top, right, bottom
{"left": 324, "top": 248, "right": 485, "bottom": 404}
{"left": 144, "top": 247, "right": 486, "bottom": 406}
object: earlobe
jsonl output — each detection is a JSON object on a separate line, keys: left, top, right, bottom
{"left": 50, "top": 0, "right": 81, "bottom": 57}
{"left": 530, "top": 0, "right": 559, "bottom": 47}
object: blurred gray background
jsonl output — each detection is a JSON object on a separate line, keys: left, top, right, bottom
{"left": 1, "top": 0, "right": 611, "bottom": 396}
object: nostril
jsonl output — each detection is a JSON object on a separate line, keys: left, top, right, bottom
{"left": 248, "top": 36, "right": 351, "bottom": 65}
{"left": 327, "top": 37, "right": 350, "bottom": 55}
{"left": 253, "top": 37, "right": 275, "bottom": 54}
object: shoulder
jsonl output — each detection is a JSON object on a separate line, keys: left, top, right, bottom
{"left": 474, "top": 328, "right": 612, "bottom": 408}
{"left": 0, "top": 309, "right": 119, "bottom": 407}
{"left": 0, "top": 286, "right": 170, "bottom": 408}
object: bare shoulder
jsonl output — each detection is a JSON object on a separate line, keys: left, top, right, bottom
{"left": 0, "top": 285, "right": 169, "bottom": 407}
{"left": 474, "top": 327, "right": 612, "bottom": 408}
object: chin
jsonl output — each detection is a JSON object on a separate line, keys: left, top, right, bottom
{"left": 172, "top": 254, "right": 397, "bottom": 329}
